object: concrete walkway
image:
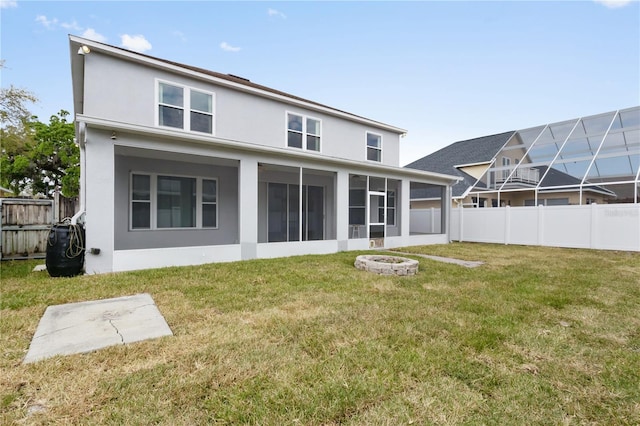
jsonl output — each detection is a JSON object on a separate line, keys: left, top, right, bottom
{"left": 384, "top": 250, "right": 484, "bottom": 268}
{"left": 24, "top": 293, "right": 173, "bottom": 364}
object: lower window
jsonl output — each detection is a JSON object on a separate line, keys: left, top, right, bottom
{"left": 130, "top": 173, "right": 217, "bottom": 230}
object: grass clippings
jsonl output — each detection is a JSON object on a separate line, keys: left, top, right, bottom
{"left": 1, "top": 243, "right": 639, "bottom": 425}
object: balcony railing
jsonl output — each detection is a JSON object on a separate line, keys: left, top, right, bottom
{"left": 495, "top": 167, "right": 540, "bottom": 186}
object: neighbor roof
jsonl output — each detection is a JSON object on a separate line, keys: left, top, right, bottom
{"left": 405, "top": 131, "right": 515, "bottom": 198}
{"left": 406, "top": 130, "right": 616, "bottom": 200}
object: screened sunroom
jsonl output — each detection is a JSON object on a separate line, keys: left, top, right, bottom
{"left": 468, "top": 106, "right": 640, "bottom": 207}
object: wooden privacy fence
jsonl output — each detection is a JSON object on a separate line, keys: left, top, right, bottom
{"left": 0, "top": 196, "right": 79, "bottom": 260}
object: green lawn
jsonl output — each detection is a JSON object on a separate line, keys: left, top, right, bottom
{"left": 1, "top": 243, "right": 639, "bottom": 425}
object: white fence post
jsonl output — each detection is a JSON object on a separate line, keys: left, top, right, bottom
{"left": 590, "top": 203, "right": 598, "bottom": 249}
{"left": 458, "top": 203, "right": 463, "bottom": 242}
{"left": 537, "top": 204, "right": 544, "bottom": 246}
{"left": 504, "top": 206, "right": 511, "bottom": 245}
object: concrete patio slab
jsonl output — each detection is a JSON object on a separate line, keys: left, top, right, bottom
{"left": 23, "top": 293, "right": 173, "bottom": 364}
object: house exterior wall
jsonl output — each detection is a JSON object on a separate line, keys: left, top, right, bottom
{"left": 113, "top": 151, "right": 239, "bottom": 250}
{"left": 458, "top": 164, "right": 490, "bottom": 180}
{"left": 82, "top": 53, "right": 401, "bottom": 167}
{"left": 72, "top": 36, "right": 457, "bottom": 274}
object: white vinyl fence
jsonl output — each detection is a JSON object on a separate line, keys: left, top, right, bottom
{"left": 410, "top": 208, "right": 442, "bottom": 234}
{"left": 451, "top": 204, "right": 640, "bottom": 252}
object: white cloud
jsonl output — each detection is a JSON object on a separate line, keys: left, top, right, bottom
{"left": 172, "top": 30, "right": 187, "bottom": 42}
{"left": 0, "top": 0, "right": 17, "bottom": 9}
{"left": 267, "top": 8, "right": 286, "bottom": 19}
{"left": 82, "top": 28, "right": 107, "bottom": 43}
{"left": 220, "top": 41, "right": 241, "bottom": 52}
{"left": 593, "top": 0, "right": 633, "bottom": 8}
{"left": 35, "top": 15, "right": 58, "bottom": 29}
{"left": 121, "top": 34, "right": 152, "bottom": 52}
{"left": 61, "top": 20, "right": 82, "bottom": 31}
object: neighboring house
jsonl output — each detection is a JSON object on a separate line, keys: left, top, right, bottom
{"left": 69, "top": 36, "right": 459, "bottom": 274}
{"left": 406, "top": 119, "right": 623, "bottom": 209}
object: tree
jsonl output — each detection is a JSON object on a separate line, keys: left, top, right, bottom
{"left": 1, "top": 110, "right": 79, "bottom": 197}
{"left": 1, "top": 61, "right": 79, "bottom": 197}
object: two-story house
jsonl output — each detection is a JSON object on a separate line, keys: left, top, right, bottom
{"left": 69, "top": 36, "right": 459, "bottom": 274}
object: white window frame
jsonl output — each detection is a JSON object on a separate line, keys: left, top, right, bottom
{"left": 129, "top": 172, "right": 218, "bottom": 231}
{"left": 386, "top": 189, "right": 396, "bottom": 226}
{"left": 501, "top": 156, "right": 511, "bottom": 180}
{"left": 366, "top": 131, "right": 383, "bottom": 163}
{"left": 156, "top": 79, "right": 216, "bottom": 135}
{"left": 286, "top": 111, "right": 322, "bottom": 152}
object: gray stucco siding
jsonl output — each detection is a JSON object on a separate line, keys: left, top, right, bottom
{"left": 83, "top": 52, "right": 402, "bottom": 167}
{"left": 114, "top": 154, "right": 239, "bottom": 250}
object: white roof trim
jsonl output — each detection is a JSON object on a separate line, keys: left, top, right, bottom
{"left": 77, "top": 114, "right": 460, "bottom": 184}
{"left": 454, "top": 161, "right": 492, "bottom": 169}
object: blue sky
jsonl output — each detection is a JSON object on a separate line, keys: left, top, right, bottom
{"left": 1, "top": 0, "right": 639, "bottom": 165}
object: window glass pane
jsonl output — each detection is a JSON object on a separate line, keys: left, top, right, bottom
{"left": 202, "top": 204, "right": 217, "bottom": 228}
{"left": 288, "top": 114, "right": 303, "bottom": 132}
{"left": 132, "top": 203, "right": 150, "bottom": 229}
{"left": 620, "top": 109, "right": 640, "bottom": 128}
{"left": 159, "top": 106, "right": 184, "bottom": 129}
{"left": 159, "top": 83, "right": 183, "bottom": 107}
{"left": 387, "top": 191, "right": 395, "bottom": 208}
{"left": 386, "top": 208, "right": 395, "bottom": 225}
{"left": 367, "top": 147, "right": 381, "bottom": 162}
{"left": 349, "top": 207, "right": 365, "bottom": 225}
{"left": 367, "top": 133, "right": 381, "bottom": 148}
{"left": 307, "top": 118, "right": 320, "bottom": 136}
{"left": 288, "top": 131, "right": 303, "bottom": 148}
{"left": 369, "top": 177, "right": 385, "bottom": 192}
{"left": 288, "top": 185, "right": 299, "bottom": 241}
{"left": 202, "top": 179, "right": 217, "bottom": 202}
{"left": 132, "top": 174, "right": 150, "bottom": 200}
{"left": 157, "top": 176, "right": 196, "bottom": 228}
{"left": 306, "top": 135, "right": 320, "bottom": 151}
{"left": 268, "top": 183, "right": 288, "bottom": 242}
{"left": 191, "top": 111, "right": 212, "bottom": 133}
{"left": 191, "top": 90, "right": 212, "bottom": 113}
{"left": 349, "top": 189, "right": 365, "bottom": 206}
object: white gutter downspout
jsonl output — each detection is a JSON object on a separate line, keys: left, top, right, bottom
{"left": 71, "top": 121, "right": 86, "bottom": 225}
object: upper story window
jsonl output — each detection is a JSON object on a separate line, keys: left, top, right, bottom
{"left": 157, "top": 81, "right": 214, "bottom": 134}
{"left": 287, "top": 112, "right": 321, "bottom": 152}
{"left": 366, "top": 132, "right": 382, "bottom": 162}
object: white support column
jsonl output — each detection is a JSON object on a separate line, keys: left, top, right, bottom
{"left": 336, "top": 171, "right": 349, "bottom": 250}
{"left": 84, "top": 131, "right": 115, "bottom": 274}
{"left": 400, "top": 179, "right": 411, "bottom": 240}
{"left": 239, "top": 158, "right": 258, "bottom": 260}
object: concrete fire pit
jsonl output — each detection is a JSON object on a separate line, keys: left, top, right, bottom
{"left": 354, "top": 255, "right": 418, "bottom": 276}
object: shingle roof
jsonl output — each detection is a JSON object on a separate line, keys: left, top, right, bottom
{"left": 405, "top": 131, "right": 515, "bottom": 198}
{"left": 537, "top": 166, "right": 615, "bottom": 196}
